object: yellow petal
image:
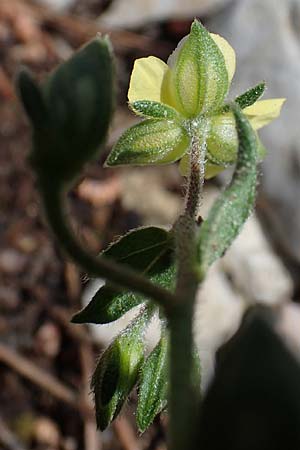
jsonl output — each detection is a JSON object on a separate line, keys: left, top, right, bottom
{"left": 128, "top": 56, "right": 169, "bottom": 103}
{"left": 211, "top": 33, "right": 236, "bottom": 83}
{"left": 205, "top": 163, "right": 226, "bottom": 179}
{"left": 244, "top": 98, "right": 286, "bottom": 130}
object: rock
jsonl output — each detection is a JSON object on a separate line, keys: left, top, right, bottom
{"left": 33, "top": 0, "right": 75, "bottom": 11}
{"left": 277, "top": 302, "right": 300, "bottom": 358}
{"left": 221, "top": 215, "right": 293, "bottom": 305}
{"left": 194, "top": 264, "right": 246, "bottom": 389}
{"left": 120, "top": 167, "right": 182, "bottom": 226}
{"left": 33, "top": 417, "right": 61, "bottom": 447}
{"left": 98, "top": 0, "right": 232, "bottom": 28}
{"left": 0, "top": 249, "right": 27, "bottom": 274}
{"left": 207, "top": 0, "right": 300, "bottom": 263}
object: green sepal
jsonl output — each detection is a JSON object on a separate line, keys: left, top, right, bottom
{"left": 92, "top": 309, "right": 151, "bottom": 431}
{"left": 19, "top": 36, "right": 114, "bottom": 185}
{"left": 137, "top": 333, "right": 169, "bottom": 433}
{"left": 235, "top": 81, "right": 266, "bottom": 109}
{"left": 105, "top": 119, "right": 190, "bottom": 166}
{"left": 197, "top": 104, "right": 258, "bottom": 275}
{"left": 129, "top": 100, "right": 180, "bottom": 120}
{"left": 206, "top": 112, "right": 238, "bottom": 166}
{"left": 72, "top": 227, "right": 176, "bottom": 324}
{"left": 206, "top": 111, "right": 267, "bottom": 167}
{"left": 169, "top": 20, "right": 229, "bottom": 118}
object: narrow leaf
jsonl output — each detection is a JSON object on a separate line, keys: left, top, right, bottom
{"left": 235, "top": 81, "right": 266, "bottom": 109}
{"left": 72, "top": 227, "right": 176, "bottom": 324}
{"left": 105, "top": 119, "right": 189, "bottom": 166}
{"left": 197, "top": 104, "right": 258, "bottom": 275}
{"left": 137, "top": 333, "right": 169, "bottom": 432}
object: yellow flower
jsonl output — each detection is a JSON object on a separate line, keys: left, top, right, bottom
{"left": 106, "top": 20, "right": 285, "bottom": 176}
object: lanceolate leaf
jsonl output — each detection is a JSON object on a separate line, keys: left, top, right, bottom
{"left": 197, "top": 104, "right": 258, "bottom": 275}
{"left": 235, "top": 82, "right": 266, "bottom": 109}
{"left": 137, "top": 333, "right": 169, "bottom": 432}
{"left": 105, "top": 119, "right": 189, "bottom": 166}
{"left": 72, "top": 227, "right": 176, "bottom": 324}
{"left": 92, "top": 310, "right": 150, "bottom": 430}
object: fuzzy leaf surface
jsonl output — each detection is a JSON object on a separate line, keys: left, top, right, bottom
{"left": 235, "top": 82, "right": 266, "bottom": 109}
{"left": 72, "top": 227, "right": 175, "bottom": 324}
{"left": 130, "top": 100, "right": 180, "bottom": 120}
{"left": 92, "top": 312, "right": 149, "bottom": 430}
{"left": 137, "top": 334, "right": 169, "bottom": 432}
{"left": 197, "top": 104, "right": 258, "bottom": 275}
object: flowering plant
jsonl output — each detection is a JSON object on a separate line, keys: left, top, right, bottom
{"left": 18, "top": 19, "right": 291, "bottom": 450}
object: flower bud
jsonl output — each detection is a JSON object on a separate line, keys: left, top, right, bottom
{"left": 91, "top": 316, "right": 146, "bottom": 430}
{"left": 166, "top": 20, "right": 229, "bottom": 118}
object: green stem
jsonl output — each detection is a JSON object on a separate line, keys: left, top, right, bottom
{"left": 168, "top": 276, "right": 200, "bottom": 450}
{"left": 40, "top": 183, "right": 176, "bottom": 312}
{"left": 168, "top": 127, "right": 207, "bottom": 450}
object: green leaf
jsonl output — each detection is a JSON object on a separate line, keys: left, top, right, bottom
{"left": 72, "top": 227, "right": 176, "bottom": 324}
{"left": 17, "top": 70, "right": 48, "bottom": 129}
{"left": 21, "top": 36, "right": 114, "bottom": 184}
{"left": 197, "top": 104, "right": 258, "bottom": 275}
{"left": 137, "top": 333, "right": 169, "bottom": 432}
{"left": 130, "top": 100, "right": 180, "bottom": 120}
{"left": 169, "top": 19, "right": 229, "bottom": 117}
{"left": 92, "top": 310, "right": 150, "bottom": 430}
{"left": 235, "top": 82, "right": 266, "bottom": 109}
{"left": 105, "top": 119, "right": 190, "bottom": 166}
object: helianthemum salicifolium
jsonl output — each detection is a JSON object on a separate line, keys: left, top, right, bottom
{"left": 105, "top": 19, "right": 285, "bottom": 178}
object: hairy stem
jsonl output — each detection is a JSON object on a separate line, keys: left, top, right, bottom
{"left": 185, "top": 122, "right": 208, "bottom": 219}
{"left": 40, "top": 183, "right": 176, "bottom": 312}
{"left": 169, "top": 127, "right": 207, "bottom": 450}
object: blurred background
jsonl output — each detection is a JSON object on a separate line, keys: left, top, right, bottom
{"left": 1, "top": 0, "right": 300, "bottom": 449}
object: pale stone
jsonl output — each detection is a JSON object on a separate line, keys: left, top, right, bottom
{"left": 221, "top": 215, "right": 293, "bottom": 305}
{"left": 194, "top": 264, "right": 246, "bottom": 388}
{"left": 98, "top": 0, "right": 232, "bottom": 28}
{"left": 34, "top": 0, "right": 75, "bottom": 11}
{"left": 120, "top": 167, "right": 182, "bottom": 226}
